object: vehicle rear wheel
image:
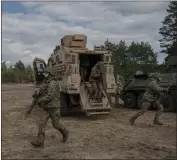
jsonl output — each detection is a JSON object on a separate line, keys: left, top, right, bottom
{"left": 161, "top": 94, "right": 175, "bottom": 112}
{"left": 60, "top": 92, "right": 69, "bottom": 116}
{"left": 124, "top": 92, "right": 137, "bottom": 109}
{"left": 137, "top": 93, "right": 144, "bottom": 109}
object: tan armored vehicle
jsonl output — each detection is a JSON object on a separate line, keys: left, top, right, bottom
{"left": 33, "top": 34, "right": 117, "bottom": 116}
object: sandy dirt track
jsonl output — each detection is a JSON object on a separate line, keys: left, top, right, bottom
{"left": 2, "top": 84, "right": 176, "bottom": 159}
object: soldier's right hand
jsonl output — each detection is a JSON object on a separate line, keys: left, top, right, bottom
{"left": 32, "top": 90, "right": 38, "bottom": 98}
{"left": 36, "top": 100, "right": 41, "bottom": 106}
{"left": 163, "top": 88, "right": 169, "bottom": 92}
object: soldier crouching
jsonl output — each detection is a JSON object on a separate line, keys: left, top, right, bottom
{"left": 129, "top": 73, "right": 168, "bottom": 125}
{"left": 31, "top": 67, "right": 68, "bottom": 147}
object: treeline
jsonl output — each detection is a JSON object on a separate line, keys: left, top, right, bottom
{"left": 104, "top": 40, "right": 167, "bottom": 80}
{"left": 1, "top": 40, "right": 167, "bottom": 84}
{"left": 159, "top": 1, "right": 177, "bottom": 57}
{"left": 2, "top": 60, "right": 34, "bottom": 83}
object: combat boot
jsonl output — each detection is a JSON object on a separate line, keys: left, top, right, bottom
{"left": 153, "top": 117, "right": 164, "bottom": 125}
{"left": 31, "top": 139, "right": 44, "bottom": 147}
{"left": 129, "top": 112, "right": 141, "bottom": 125}
{"left": 60, "top": 128, "right": 68, "bottom": 142}
{"left": 31, "top": 133, "right": 45, "bottom": 147}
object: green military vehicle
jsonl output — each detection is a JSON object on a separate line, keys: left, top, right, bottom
{"left": 121, "top": 71, "right": 177, "bottom": 112}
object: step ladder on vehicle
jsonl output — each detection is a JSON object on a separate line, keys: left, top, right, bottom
{"left": 80, "top": 82, "right": 112, "bottom": 116}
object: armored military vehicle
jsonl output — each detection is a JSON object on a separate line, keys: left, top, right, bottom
{"left": 33, "top": 34, "right": 117, "bottom": 116}
{"left": 121, "top": 71, "right": 177, "bottom": 112}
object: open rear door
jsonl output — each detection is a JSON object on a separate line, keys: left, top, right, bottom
{"left": 33, "top": 57, "right": 47, "bottom": 84}
{"left": 80, "top": 82, "right": 111, "bottom": 116}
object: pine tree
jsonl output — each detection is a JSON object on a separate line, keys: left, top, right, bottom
{"left": 159, "top": 1, "right": 177, "bottom": 55}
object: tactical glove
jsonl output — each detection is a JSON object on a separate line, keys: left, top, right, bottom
{"left": 163, "top": 88, "right": 169, "bottom": 92}
{"left": 32, "top": 91, "right": 38, "bottom": 98}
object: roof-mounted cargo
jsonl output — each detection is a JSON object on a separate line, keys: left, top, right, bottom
{"left": 61, "top": 34, "right": 87, "bottom": 48}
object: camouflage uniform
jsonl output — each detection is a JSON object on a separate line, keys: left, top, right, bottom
{"left": 89, "top": 62, "right": 104, "bottom": 100}
{"left": 31, "top": 67, "right": 68, "bottom": 147}
{"left": 129, "top": 73, "right": 167, "bottom": 125}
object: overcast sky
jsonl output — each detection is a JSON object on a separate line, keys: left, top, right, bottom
{"left": 2, "top": 1, "right": 169, "bottom": 66}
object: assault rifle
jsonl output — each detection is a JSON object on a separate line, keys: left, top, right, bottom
{"left": 24, "top": 90, "right": 42, "bottom": 120}
{"left": 156, "top": 82, "right": 172, "bottom": 104}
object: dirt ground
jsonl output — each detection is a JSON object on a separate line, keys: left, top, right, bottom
{"left": 2, "top": 84, "right": 176, "bottom": 159}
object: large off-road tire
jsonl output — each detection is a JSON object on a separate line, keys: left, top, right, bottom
{"left": 124, "top": 92, "right": 137, "bottom": 109}
{"left": 137, "top": 93, "right": 144, "bottom": 109}
{"left": 161, "top": 94, "right": 176, "bottom": 112}
{"left": 60, "top": 92, "right": 69, "bottom": 117}
{"left": 107, "top": 94, "right": 113, "bottom": 107}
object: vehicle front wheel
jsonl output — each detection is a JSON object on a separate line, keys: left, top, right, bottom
{"left": 60, "top": 92, "right": 69, "bottom": 116}
{"left": 123, "top": 92, "right": 137, "bottom": 109}
{"left": 137, "top": 93, "right": 144, "bottom": 109}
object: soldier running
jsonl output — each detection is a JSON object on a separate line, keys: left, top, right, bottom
{"left": 89, "top": 61, "right": 105, "bottom": 101}
{"left": 29, "top": 67, "right": 68, "bottom": 147}
{"left": 129, "top": 73, "right": 168, "bottom": 125}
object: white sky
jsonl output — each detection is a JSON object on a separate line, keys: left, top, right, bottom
{"left": 2, "top": 2, "right": 169, "bottom": 65}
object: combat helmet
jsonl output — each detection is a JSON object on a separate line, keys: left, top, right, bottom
{"left": 43, "top": 67, "right": 55, "bottom": 76}
{"left": 135, "top": 70, "right": 143, "bottom": 75}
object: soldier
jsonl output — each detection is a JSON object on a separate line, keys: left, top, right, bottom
{"left": 89, "top": 61, "right": 105, "bottom": 101}
{"left": 81, "top": 56, "right": 90, "bottom": 81}
{"left": 129, "top": 73, "right": 168, "bottom": 125}
{"left": 30, "top": 67, "right": 68, "bottom": 147}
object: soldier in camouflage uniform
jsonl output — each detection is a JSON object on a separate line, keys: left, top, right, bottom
{"left": 129, "top": 73, "right": 168, "bottom": 125}
{"left": 89, "top": 61, "right": 105, "bottom": 101}
{"left": 31, "top": 67, "right": 68, "bottom": 147}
